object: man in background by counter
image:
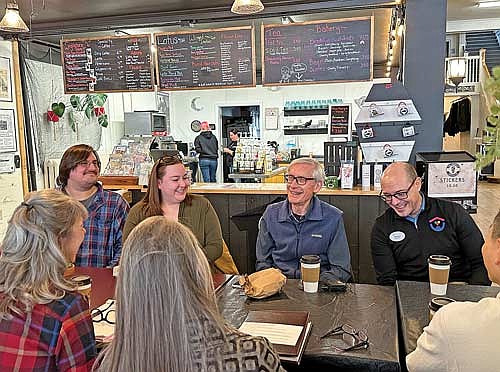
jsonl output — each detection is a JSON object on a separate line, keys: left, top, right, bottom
{"left": 57, "top": 144, "right": 130, "bottom": 267}
{"left": 256, "top": 158, "right": 352, "bottom": 282}
{"left": 194, "top": 121, "right": 219, "bottom": 182}
{"left": 371, "top": 162, "right": 489, "bottom": 286}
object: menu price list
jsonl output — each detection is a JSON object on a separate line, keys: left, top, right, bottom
{"left": 155, "top": 26, "right": 255, "bottom": 90}
{"left": 62, "top": 34, "right": 154, "bottom": 93}
{"left": 330, "top": 104, "right": 351, "bottom": 136}
{"left": 263, "top": 17, "right": 372, "bottom": 85}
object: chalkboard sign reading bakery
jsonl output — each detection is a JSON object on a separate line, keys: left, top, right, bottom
{"left": 262, "top": 17, "right": 372, "bottom": 86}
{"left": 61, "top": 34, "right": 154, "bottom": 94}
{"left": 329, "top": 103, "right": 352, "bottom": 140}
{"left": 155, "top": 26, "right": 256, "bottom": 90}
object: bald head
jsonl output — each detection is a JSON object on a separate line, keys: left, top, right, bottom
{"left": 381, "top": 162, "right": 418, "bottom": 185}
{"left": 380, "top": 162, "right": 422, "bottom": 218}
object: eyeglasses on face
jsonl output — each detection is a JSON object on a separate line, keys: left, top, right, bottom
{"left": 77, "top": 160, "right": 99, "bottom": 168}
{"left": 91, "top": 300, "right": 115, "bottom": 325}
{"left": 379, "top": 177, "right": 418, "bottom": 203}
{"left": 320, "top": 323, "right": 369, "bottom": 351}
{"left": 284, "top": 174, "right": 316, "bottom": 185}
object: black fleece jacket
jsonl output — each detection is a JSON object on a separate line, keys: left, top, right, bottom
{"left": 194, "top": 131, "right": 219, "bottom": 159}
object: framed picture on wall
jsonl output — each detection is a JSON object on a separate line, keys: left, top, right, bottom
{"left": 0, "top": 109, "right": 17, "bottom": 153}
{"left": 0, "top": 57, "right": 12, "bottom": 102}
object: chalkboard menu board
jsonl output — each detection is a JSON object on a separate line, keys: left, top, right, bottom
{"left": 155, "top": 26, "right": 256, "bottom": 90}
{"left": 262, "top": 17, "right": 372, "bottom": 86}
{"left": 329, "top": 103, "right": 352, "bottom": 139}
{"left": 61, "top": 34, "right": 154, "bottom": 94}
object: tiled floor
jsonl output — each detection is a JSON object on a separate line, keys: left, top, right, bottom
{"left": 472, "top": 181, "right": 500, "bottom": 237}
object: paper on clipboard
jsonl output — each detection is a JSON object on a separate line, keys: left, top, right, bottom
{"left": 238, "top": 321, "right": 303, "bottom": 346}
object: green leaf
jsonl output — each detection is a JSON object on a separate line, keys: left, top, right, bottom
{"left": 70, "top": 95, "right": 80, "bottom": 109}
{"left": 90, "top": 93, "right": 107, "bottom": 107}
{"left": 68, "top": 111, "right": 76, "bottom": 132}
{"left": 98, "top": 114, "right": 108, "bottom": 128}
{"left": 85, "top": 105, "right": 93, "bottom": 120}
{"left": 51, "top": 102, "right": 65, "bottom": 117}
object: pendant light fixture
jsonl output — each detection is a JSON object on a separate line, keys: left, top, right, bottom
{"left": 0, "top": 1, "right": 29, "bottom": 33}
{"left": 231, "top": 0, "right": 264, "bottom": 15}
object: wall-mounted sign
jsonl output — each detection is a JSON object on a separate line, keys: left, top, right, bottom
{"left": 0, "top": 109, "right": 16, "bottom": 153}
{"left": 0, "top": 57, "right": 12, "bottom": 102}
{"left": 427, "top": 162, "right": 476, "bottom": 198}
{"left": 61, "top": 34, "right": 154, "bottom": 93}
{"left": 329, "top": 103, "right": 352, "bottom": 140}
{"left": 262, "top": 17, "right": 373, "bottom": 86}
{"left": 155, "top": 26, "right": 256, "bottom": 90}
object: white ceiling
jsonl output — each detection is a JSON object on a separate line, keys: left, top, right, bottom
{"left": 447, "top": 0, "right": 500, "bottom": 21}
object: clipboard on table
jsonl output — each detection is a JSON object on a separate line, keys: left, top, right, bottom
{"left": 238, "top": 310, "right": 312, "bottom": 364}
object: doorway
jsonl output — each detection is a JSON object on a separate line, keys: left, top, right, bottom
{"left": 217, "top": 104, "right": 261, "bottom": 182}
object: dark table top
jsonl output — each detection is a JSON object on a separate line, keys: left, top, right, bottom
{"left": 396, "top": 280, "right": 500, "bottom": 355}
{"left": 218, "top": 278, "right": 400, "bottom": 372}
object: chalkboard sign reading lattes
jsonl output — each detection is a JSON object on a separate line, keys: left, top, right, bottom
{"left": 61, "top": 34, "right": 154, "bottom": 94}
{"left": 155, "top": 26, "right": 256, "bottom": 90}
{"left": 262, "top": 17, "right": 373, "bottom": 86}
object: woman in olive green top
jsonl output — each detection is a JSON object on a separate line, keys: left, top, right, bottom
{"left": 123, "top": 155, "right": 223, "bottom": 264}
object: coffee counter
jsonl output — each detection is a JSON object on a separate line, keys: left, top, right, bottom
{"left": 104, "top": 182, "right": 385, "bottom": 283}
{"left": 228, "top": 166, "right": 287, "bottom": 183}
{"left": 189, "top": 183, "right": 380, "bottom": 195}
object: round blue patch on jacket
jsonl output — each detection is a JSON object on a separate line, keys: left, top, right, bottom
{"left": 429, "top": 216, "right": 446, "bottom": 232}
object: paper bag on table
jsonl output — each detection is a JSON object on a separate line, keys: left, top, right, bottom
{"left": 239, "top": 268, "right": 286, "bottom": 299}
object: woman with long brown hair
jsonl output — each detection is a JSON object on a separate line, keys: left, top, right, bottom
{"left": 96, "top": 217, "right": 284, "bottom": 371}
{"left": 123, "top": 155, "right": 222, "bottom": 264}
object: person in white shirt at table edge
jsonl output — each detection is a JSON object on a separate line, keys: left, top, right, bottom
{"left": 406, "top": 209, "right": 500, "bottom": 372}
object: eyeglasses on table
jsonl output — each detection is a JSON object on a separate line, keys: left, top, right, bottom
{"left": 91, "top": 299, "right": 116, "bottom": 325}
{"left": 320, "top": 323, "right": 369, "bottom": 351}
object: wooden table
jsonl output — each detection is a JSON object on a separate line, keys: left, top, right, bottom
{"left": 396, "top": 280, "right": 500, "bottom": 355}
{"left": 218, "top": 278, "right": 400, "bottom": 372}
{"left": 73, "top": 267, "right": 116, "bottom": 309}
{"left": 72, "top": 267, "right": 232, "bottom": 309}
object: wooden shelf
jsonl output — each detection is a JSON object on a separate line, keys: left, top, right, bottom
{"left": 284, "top": 128, "right": 328, "bottom": 135}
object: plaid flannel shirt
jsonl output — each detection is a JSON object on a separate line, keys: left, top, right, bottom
{"left": 0, "top": 292, "right": 97, "bottom": 371}
{"left": 73, "top": 183, "right": 130, "bottom": 268}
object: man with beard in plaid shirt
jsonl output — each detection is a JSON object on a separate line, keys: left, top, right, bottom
{"left": 57, "top": 144, "right": 130, "bottom": 267}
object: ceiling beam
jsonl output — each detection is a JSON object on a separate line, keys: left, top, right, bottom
{"left": 25, "top": 0, "right": 397, "bottom": 37}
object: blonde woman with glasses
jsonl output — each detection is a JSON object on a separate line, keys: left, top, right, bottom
{"left": 0, "top": 189, "right": 97, "bottom": 371}
{"left": 96, "top": 216, "right": 285, "bottom": 372}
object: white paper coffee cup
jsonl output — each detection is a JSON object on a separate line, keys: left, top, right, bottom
{"left": 300, "top": 255, "right": 321, "bottom": 293}
{"left": 428, "top": 255, "right": 451, "bottom": 296}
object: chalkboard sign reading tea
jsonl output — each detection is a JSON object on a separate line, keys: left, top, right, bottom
{"left": 262, "top": 17, "right": 372, "bottom": 86}
{"left": 155, "top": 26, "right": 256, "bottom": 90}
{"left": 329, "top": 103, "right": 352, "bottom": 140}
{"left": 61, "top": 34, "right": 154, "bottom": 94}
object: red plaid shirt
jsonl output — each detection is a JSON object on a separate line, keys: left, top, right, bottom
{"left": 0, "top": 292, "right": 96, "bottom": 371}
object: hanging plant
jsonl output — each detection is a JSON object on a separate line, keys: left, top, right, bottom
{"left": 48, "top": 93, "right": 108, "bottom": 132}
{"left": 475, "top": 66, "right": 500, "bottom": 169}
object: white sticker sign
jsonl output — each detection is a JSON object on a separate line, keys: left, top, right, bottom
{"left": 427, "top": 162, "right": 476, "bottom": 197}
